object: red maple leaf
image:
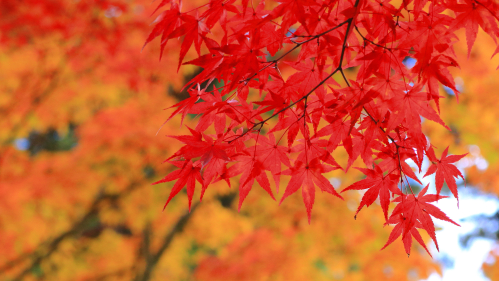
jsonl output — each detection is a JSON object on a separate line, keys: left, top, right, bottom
{"left": 388, "top": 184, "right": 460, "bottom": 253}
{"left": 255, "top": 133, "right": 291, "bottom": 192}
{"left": 341, "top": 165, "right": 400, "bottom": 220}
{"left": 144, "top": 2, "right": 182, "bottom": 59}
{"left": 225, "top": 150, "right": 276, "bottom": 210}
{"left": 280, "top": 158, "right": 342, "bottom": 223}
{"left": 168, "top": 13, "right": 211, "bottom": 70}
{"left": 153, "top": 160, "right": 204, "bottom": 212}
{"left": 166, "top": 127, "right": 230, "bottom": 165}
{"left": 424, "top": 146, "right": 467, "bottom": 201}
{"left": 386, "top": 83, "right": 449, "bottom": 137}
{"left": 381, "top": 213, "right": 432, "bottom": 257}
{"left": 162, "top": 84, "right": 204, "bottom": 127}
{"left": 447, "top": 0, "right": 499, "bottom": 57}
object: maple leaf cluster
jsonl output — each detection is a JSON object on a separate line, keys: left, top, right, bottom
{"left": 146, "top": 0, "right": 499, "bottom": 256}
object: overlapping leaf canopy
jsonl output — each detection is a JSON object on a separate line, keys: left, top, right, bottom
{"left": 148, "top": 0, "right": 499, "bottom": 255}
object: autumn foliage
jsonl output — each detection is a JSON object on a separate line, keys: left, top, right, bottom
{"left": 146, "top": 0, "right": 499, "bottom": 256}
{"left": 3, "top": 0, "right": 499, "bottom": 279}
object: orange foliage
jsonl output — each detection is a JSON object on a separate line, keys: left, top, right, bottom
{"left": 12, "top": 0, "right": 499, "bottom": 280}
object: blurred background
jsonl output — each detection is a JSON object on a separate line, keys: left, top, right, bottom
{"left": 1, "top": 0, "right": 499, "bottom": 280}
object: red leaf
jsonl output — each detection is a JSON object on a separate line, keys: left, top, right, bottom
{"left": 280, "top": 158, "right": 342, "bottom": 223}
{"left": 341, "top": 165, "right": 400, "bottom": 220}
{"left": 389, "top": 184, "right": 460, "bottom": 252}
{"left": 381, "top": 213, "right": 432, "bottom": 257}
{"left": 226, "top": 152, "right": 276, "bottom": 210}
{"left": 153, "top": 160, "right": 204, "bottom": 212}
{"left": 424, "top": 146, "right": 467, "bottom": 202}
